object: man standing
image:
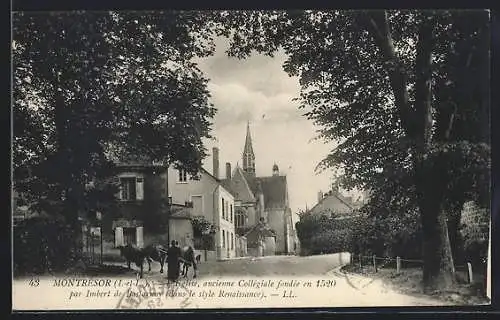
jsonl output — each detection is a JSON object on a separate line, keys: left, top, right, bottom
{"left": 175, "top": 240, "right": 182, "bottom": 278}
{"left": 166, "top": 240, "right": 181, "bottom": 283}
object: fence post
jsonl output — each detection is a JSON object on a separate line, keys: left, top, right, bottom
{"left": 467, "top": 262, "right": 474, "bottom": 284}
{"left": 396, "top": 256, "right": 401, "bottom": 274}
{"left": 373, "top": 255, "right": 377, "bottom": 272}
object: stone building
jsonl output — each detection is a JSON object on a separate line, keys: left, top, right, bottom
{"left": 221, "top": 122, "right": 297, "bottom": 255}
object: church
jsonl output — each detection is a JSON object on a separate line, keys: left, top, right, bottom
{"left": 220, "top": 122, "right": 298, "bottom": 256}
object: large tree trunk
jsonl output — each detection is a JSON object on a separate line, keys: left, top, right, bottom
{"left": 364, "top": 11, "right": 456, "bottom": 291}
{"left": 413, "top": 14, "right": 456, "bottom": 291}
{"left": 417, "top": 175, "right": 456, "bottom": 291}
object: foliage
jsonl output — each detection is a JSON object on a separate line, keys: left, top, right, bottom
{"left": 191, "top": 216, "right": 216, "bottom": 250}
{"left": 13, "top": 215, "right": 81, "bottom": 276}
{"left": 12, "top": 11, "right": 222, "bottom": 225}
{"left": 215, "top": 9, "right": 490, "bottom": 288}
{"left": 296, "top": 205, "right": 422, "bottom": 258}
{"left": 296, "top": 212, "right": 360, "bottom": 255}
{"left": 459, "top": 205, "right": 489, "bottom": 269}
{"left": 191, "top": 216, "right": 216, "bottom": 238}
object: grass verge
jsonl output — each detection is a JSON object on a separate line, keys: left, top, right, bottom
{"left": 340, "top": 264, "right": 489, "bottom": 306}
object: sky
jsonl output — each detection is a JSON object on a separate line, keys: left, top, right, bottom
{"left": 194, "top": 38, "right": 339, "bottom": 215}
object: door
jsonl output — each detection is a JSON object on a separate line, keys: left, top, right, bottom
{"left": 191, "top": 195, "right": 203, "bottom": 216}
{"left": 123, "top": 227, "right": 136, "bottom": 246}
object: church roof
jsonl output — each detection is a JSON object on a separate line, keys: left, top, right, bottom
{"left": 244, "top": 174, "right": 288, "bottom": 209}
{"left": 244, "top": 221, "right": 276, "bottom": 238}
{"left": 221, "top": 166, "right": 256, "bottom": 203}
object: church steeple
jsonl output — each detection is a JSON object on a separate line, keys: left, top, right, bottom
{"left": 242, "top": 120, "right": 256, "bottom": 176}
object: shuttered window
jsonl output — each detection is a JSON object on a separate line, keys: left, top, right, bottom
{"left": 119, "top": 176, "right": 144, "bottom": 201}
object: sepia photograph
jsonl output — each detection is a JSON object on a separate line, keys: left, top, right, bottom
{"left": 11, "top": 9, "right": 492, "bottom": 310}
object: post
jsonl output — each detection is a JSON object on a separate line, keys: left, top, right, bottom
{"left": 91, "top": 230, "right": 95, "bottom": 265}
{"left": 373, "top": 255, "right": 377, "bottom": 272}
{"left": 467, "top": 262, "right": 474, "bottom": 284}
{"left": 100, "top": 226, "right": 103, "bottom": 265}
{"left": 396, "top": 256, "right": 401, "bottom": 274}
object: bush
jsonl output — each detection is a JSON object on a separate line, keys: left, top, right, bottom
{"left": 14, "top": 216, "right": 82, "bottom": 276}
{"left": 296, "top": 209, "right": 421, "bottom": 259}
{"left": 296, "top": 213, "right": 358, "bottom": 255}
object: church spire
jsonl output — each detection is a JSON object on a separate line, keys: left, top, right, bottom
{"left": 242, "top": 120, "right": 256, "bottom": 176}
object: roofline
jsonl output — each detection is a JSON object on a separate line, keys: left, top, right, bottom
{"left": 115, "top": 163, "right": 167, "bottom": 169}
{"left": 169, "top": 216, "right": 192, "bottom": 220}
{"left": 233, "top": 166, "right": 256, "bottom": 202}
{"left": 308, "top": 191, "right": 355, "bottom": 213}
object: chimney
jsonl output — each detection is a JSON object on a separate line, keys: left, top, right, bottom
{"left": 226, "top": 162, "right": 231, "bottom": 180}
{"left": 213, "top": 147, "right": 219, "bottom": 179}
{"left": 318, "top": 191, "right": 323, "bottom": 203}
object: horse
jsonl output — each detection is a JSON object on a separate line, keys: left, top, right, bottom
{"left": 142, "top": 244, "right": 168, "bottom": 273}
{"left": 117, "top": 244, "right": 148, "bottom": 279}
{"left": 179, "top": 246, "right": 201, "bottom": 279}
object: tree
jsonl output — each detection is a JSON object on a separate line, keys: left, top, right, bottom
{"left": 191, "top": 216, "right": 216, "bottom": 251}
{"left": 215, "top": 9, "right": 490, "bottom": 291}
{"left": 13, "top": 11, "right": 221, "bottom": 228}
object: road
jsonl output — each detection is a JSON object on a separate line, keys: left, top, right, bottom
{"left": 13, "top": 254, "right": 452, "bottom": 310}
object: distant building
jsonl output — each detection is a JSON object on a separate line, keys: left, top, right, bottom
{"left": 220, "top": 121, "right": 297, "bottom": 255}
{"left": 306, "top": 184, "right": 363, "bottom": 218}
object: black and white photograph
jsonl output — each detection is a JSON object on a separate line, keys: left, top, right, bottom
{"left": 12, "top": 9, "right": 492, "bottom": 310}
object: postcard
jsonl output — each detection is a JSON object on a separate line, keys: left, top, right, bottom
{"left": 12, "top": 9, "right": 491, "bottom": 310}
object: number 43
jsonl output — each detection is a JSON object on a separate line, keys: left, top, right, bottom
{"left": 28, "top": 278, "right": 40, "bottom": 287}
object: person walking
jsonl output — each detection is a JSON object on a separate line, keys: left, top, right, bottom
{"left": 166, "top": 240, "right": 181, "bottom": 283}
{"left": 175, "top": 240, "right": 182, "bottom": 278}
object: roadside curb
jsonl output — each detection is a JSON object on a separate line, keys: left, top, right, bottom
{"left": 325, "top": 264, "right": 378, "bottom": 292}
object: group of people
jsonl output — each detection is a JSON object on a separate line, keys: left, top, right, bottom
{"left": 166, "top": 240, "right": 183, "bottom": 282}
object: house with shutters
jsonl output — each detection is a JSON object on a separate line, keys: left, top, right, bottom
{"left": 104, "top": 161, "right": 173, "bottom": 253}
{"left": 105, "top": 156, "right": 239, "bottom": 261}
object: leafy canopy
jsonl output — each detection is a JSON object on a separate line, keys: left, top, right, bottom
{"left": 13, "top": 11, "right": 223, "bottom": 219}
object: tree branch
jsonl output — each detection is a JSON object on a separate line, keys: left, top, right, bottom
{"left": 360, "top": 10, "right": 415, "bottom": 140}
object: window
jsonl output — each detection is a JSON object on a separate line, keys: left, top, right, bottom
{"left": 222, "top": 230, "right": 225, "bottom": 248}
{"left": 178, "top": 169, "right": 187, "bottom": 182}
{"left": 119, "top": 177, "right": 144, "bottom": 201}
{"left": 222, "top": 198, "right": 225, "bottom": 220}
{"left": 225, "top": 201, "right": 229, "bottom": 221}
{"left": 231, "top": 232, "right": 234, "bottom": 250}
{"left": 230, "top": 204, "right": 233, "bottom": 223}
